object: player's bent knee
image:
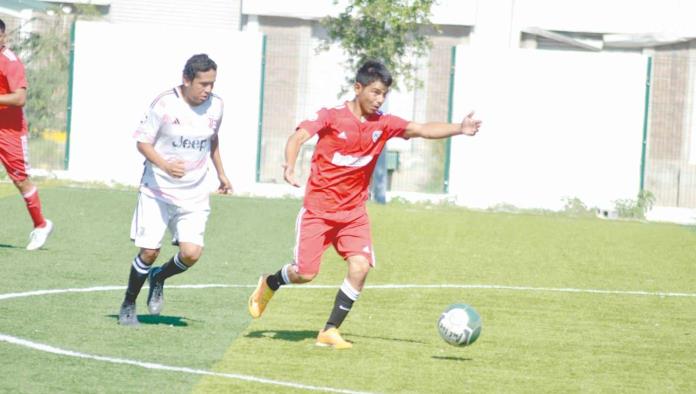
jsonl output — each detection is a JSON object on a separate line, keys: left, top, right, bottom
{"left": 295, "top": 272, "right": 317, "bottom": 283}
{"left": 348, "top": 255, "right": 371, "bottom": 271}
{"left": 13, "top": 178, "right": 32, "bottom": 192}
{"left": 178, "top": 244, "right": 203, "bottom": 265}
{"left": 139, "top": 248, "right": 160, "bottom": 264}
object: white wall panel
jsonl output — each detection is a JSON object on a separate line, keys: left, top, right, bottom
{"left": 68, "top": 21, "right": 263, "bottom": 193}
{"left": 448, "top": 48, "right": 648, "bottom": 210}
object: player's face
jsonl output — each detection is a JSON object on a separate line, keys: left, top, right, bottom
{"left": 355, "top": 80, "right": 389, "bottom": 115}
{"left": 183, "top": 69, "right": 217, "bottom": 106}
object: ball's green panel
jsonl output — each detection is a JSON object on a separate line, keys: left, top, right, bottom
{"left": 438, "top": 303, "right": 482, "bottom": 347}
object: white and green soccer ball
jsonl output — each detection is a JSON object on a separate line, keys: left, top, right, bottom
{"left": 437, "top": 303, "right": 482, "bottom": 347}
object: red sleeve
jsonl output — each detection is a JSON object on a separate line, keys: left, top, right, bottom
{"left": 4, "top": 55, "right": 27, "bottom": 92}
{"left": 385, "top": 114, "right": 409, "bottom": 139}
{"left": 296, "top": 108, "right": 330, "bottom": 137}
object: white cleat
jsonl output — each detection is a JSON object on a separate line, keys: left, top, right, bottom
{"left": 26, "top": 219, "right": 53, "bottom": 251}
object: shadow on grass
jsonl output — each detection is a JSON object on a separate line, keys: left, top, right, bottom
{"left": 106, "top": 314, "right": 189, "bottom": 327}
{"left": 246, "top": 330, "right": 316, "bottom": 342}
{"left": 0, "top": 243, "right": 21, "bottom": 249}
{"left": 346, "top": 332, "right": 427, "bottom": 345}
{"left": 431, "top": 355, "right": 472, "bottom": 362}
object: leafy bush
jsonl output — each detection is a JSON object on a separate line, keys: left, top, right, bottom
{"left": 561, "top": 196, "right": 595, "bottom": 217}
{"left": 613, "top": 190, "right": 655, "bottom": 219}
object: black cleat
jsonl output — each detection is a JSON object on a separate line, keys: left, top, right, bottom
{"left": 147, "top": 266, "right": 164, "bottom": 315}
{"left": 118, "top": 301, "right": 139, "bottom": 327}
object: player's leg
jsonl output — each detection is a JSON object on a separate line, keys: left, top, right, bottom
{"left": 147, "top": 205, "right": 208, "bottom": 315}
{"left": 249, "top": 208, "right": 331, "bottom": 318}
{"left": 0, "top": 133, "right": 52, "bottom": 250}
{"left": 15, "top": 178, "right": 53, "bottom": 250}
{"left": 119, "top": 193, "right": 167, "bottom": 326}
{"left": 326, "top": 254, "right": 369, "bottom": 329}
{"left": 317, "top": 209, "right": 374, "bottom": 349}
{"left": 152, "top": 242, "right": 202, "bottom": 281}
{"left": 316, "top": 255, "right": 368, "bottom": 350}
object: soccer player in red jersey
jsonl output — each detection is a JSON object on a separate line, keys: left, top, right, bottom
{"left": 249, "top": 60, "right": 482, "bottom": 348}
{"left": 0, "top": 19, "right": 53, "bottom": 250}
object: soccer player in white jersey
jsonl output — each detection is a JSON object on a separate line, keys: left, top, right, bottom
{"left": 118, "top": 54, "right": 231, "bottom": 326}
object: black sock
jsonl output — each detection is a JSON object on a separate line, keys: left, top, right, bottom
{"left": 324, "top": 288, "right": 356, "bottom": 330}
{"left": 266, "top": 264, "right": 290, "bottom": 291}
{"left": 124, "top": 255, "right": 151, "bottom": 303}
{"left": 154, "top": 253, "right": 188, "bottom": 282}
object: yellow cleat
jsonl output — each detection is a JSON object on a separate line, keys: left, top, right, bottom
{"left": 316, "top": 327, "right": 352, "bottom": 349}
{"left": 248, "top": 275, "right": 275, "bottom": 318}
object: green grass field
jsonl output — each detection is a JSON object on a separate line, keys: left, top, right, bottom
{"left": 0, "top": 184, "right": 694, "bottom": 393}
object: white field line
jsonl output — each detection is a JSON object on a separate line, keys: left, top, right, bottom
{"left": 0, "top": 283, "right": 694, "bottom": 301}
{"left": 0, "top": 285, "right": 245, "bottom": 301}
{"left": 0, "top": 333, "right": 371, "bottom": 394}
{"left": 0, "top": 283, "right": 693, "bottom": 392}
{"left": 363, "top": 284, "right": 696, "bottom": 298}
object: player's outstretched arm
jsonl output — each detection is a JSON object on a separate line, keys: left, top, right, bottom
{"left": 137, "top": 141, "right": 185, "bottom": 178}
{"left": 283, "top": 128, "right": 312, "bottom": 187}
{"left": 210, "top": 135, "right": 232, "bottom": 194}
{"left": 0, "top": 88, "right": 26, "bottom": 107}
{"left": 403, "top": 111, "right": 482, "bottom": 139}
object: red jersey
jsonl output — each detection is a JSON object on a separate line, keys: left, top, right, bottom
{"left": 0, "top": 47, "right": 28, "bottom": 133}
{"left": 297, "top": 102, "right": 409, "bottom": 212}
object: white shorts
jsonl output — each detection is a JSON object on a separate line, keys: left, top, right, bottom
{"left": 130, "top": 192, "right": 210, "bottom": 249}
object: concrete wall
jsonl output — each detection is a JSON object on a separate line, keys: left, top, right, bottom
{"left": 241, "top": 0, "right": 476, "bottom": 26}
{"left": 252, "top": 16, "right": 312, "bottom": 184}
{"left": 241, "top": 0, "right": 696, "bottom": 41}
{"left": 109, "top": 0, "right": 242, "bottom": 30}
{"left": 646, "top": 43, "right": 696, "bottom": 208}
{"left": 512, "top": 0, "right": 696, "bottom": 36}
{"left": 67, "top": 21, "right": 263, "bottom": 193}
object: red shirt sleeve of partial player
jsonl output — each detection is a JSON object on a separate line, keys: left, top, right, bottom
{"left": 5, "top": 56, "right": 27, "bottom": 92}
{"left": 296, "top": 108, "right": 330, "bottom": 137}
{"left": 385, "top": 114, "right": 410, "bottom": 139}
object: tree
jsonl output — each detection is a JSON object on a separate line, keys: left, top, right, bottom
{"left": 14, "top": 15, "right": 69, "bottom": 137}
{"left": 319, "top": 0, "right": 436, "bottom": 93}
{"left": 11, "top": 5, "right": 101, "bottom": 137}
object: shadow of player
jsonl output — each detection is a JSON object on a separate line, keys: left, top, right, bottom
{"left": 107, "top": 314, "right": 189, "bottom": 327}
{"left": 245, "top": 330, "right": 317, "bottom": 342}
{"left": 431, "top": 355, "right": 473, "bottom": 362}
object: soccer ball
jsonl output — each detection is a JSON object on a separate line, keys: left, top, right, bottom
{"left": 437, "top": 303, "right": 482, "bottom": 347}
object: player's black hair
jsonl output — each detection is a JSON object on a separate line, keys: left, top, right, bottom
{"left": 183, "top": 53, "right": 217, "bottom": 81}
{"left": 0, "top": 19, "right": 6, "bottom": 33}
{"left": 355, "top": 60, "right": 393, "bottom": 87}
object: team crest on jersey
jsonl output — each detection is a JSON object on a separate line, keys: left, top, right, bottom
{"left": 2, "top": 48, "right": 18, "bottom": 61}
{"left": 208, "top": 118, "right": 218, "bottom": 130}
{"left": 372, "top": 130, "right": 383, "bottom": 142}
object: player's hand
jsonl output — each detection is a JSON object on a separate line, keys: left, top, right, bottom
{"left": 165, "top": 160, "right": 186, "bottom": 178}
{"left": 283, "top": 164, "right": 300, "bottom": 187}
{"left": 217, "top": 174, "right": 233, "bottom": 194}
{"left": 461, "top": 111, "right": 482, "bottom": 136}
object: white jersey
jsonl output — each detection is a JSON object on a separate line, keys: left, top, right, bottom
{"left": 133, "top": 87, "right": 223, "bottom": 208}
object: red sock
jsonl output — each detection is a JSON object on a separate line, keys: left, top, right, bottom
{"left": 22, "top": 187, "right": 46, "bottom": 228}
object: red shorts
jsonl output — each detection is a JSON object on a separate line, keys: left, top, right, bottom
{"left": 0, "top": 131, "right": 30, "bottom": 182}
{"left": 293, "top": 205, "right": 375, "bottom": 275}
